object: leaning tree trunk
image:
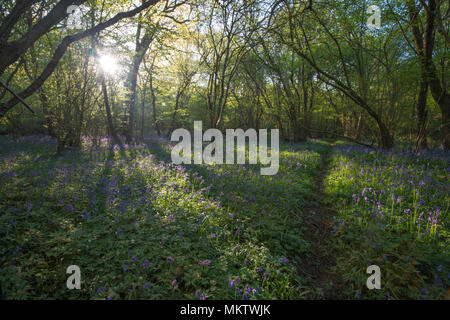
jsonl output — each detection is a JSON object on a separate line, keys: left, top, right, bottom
{"left": 375, "top": 120, "right": 394, "bottom": 150}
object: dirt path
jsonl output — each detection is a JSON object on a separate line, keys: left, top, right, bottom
{"left": 298, "top": 142, "right": 340, "bottom": 299}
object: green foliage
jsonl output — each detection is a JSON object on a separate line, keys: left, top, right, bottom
{"left": 325, "top": 141, "right": 449, "bottom": 299}
{"left": 0, "top": 136, "right": 327, "bottom": 300}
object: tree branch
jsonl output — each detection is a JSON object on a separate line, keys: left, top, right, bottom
{"left": 0, "top": 79, "right": 34, "bottom": 114}
{"left": 0, "top": 0, "right": 161, "bottom": 118}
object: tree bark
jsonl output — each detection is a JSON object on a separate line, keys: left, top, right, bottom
{"left": 101, "top": 74, "right": 121, "bottom": 146}
{"left": 126, "top": 22, "right": 155, "bottom": 143}
{"left": 0, "top": 0, "right": 88, "bottom": 75}
{"left": 414, "top": 80, "right": 429, "bottom": 152}
{"left": 149, "top": 70, "right": 160, "bottom": 136}
{"left": 408, "top": 0, "right": 449, "bottom": 150}
{"left": 0, "top": 0, "right": 38, "bottom": 47}
{"left": 140, "top": 83, "right": 147, "bottom": 140}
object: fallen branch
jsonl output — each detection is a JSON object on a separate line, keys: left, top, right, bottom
{"left": 308, "top": 127, "right": 375, "bottom": 148}
{"left": 294, "top": 121, "right": 375, "bottom": 148}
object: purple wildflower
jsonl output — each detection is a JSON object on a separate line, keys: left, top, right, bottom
{"left": 142, "top": 259, "right": 152, "bottom": 268}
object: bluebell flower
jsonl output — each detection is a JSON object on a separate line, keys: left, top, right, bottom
{"left": 199, "top": 260, "right": 211, "bottom": 266}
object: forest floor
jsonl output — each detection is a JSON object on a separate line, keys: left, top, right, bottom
{"left": 0, "top": 136, "right": 448, "bottom": 300}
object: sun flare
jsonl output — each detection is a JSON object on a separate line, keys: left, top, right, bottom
{"left": 98, "top": 54, "right": 118, "bottom": 75}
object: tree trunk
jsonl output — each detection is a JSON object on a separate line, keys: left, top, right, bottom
{"left": 355, "top": 112, "right": 363, "bottom": 140}
{"left": 168, "top": 91, "right": 181, "bottom": 136}
{"left": 101, "top": 74, "right": 121, "bottom": 146}
{"left": 414, "top": 80, "right": 429, "bottom": 152}
{"left": 408, "top": 0, "right": 449, "bottom": 150}
{"left": 149, "top": 71, "right": 160, "bottom": 136}
{"left": 141, "top": 85, "right": 146, "bottom": 141}
{"left": 126, "top": 22, "right": 155, "bottom": 143}
{"left": 376, "top": 119, "right": 394, "bottom": 149}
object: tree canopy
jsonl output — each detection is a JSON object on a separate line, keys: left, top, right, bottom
{"left": 0, "top": 0, "right": 448, "bottom": 151}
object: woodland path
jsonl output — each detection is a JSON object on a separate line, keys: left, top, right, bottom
{"left": 298, "top": 142, "right": 341, "bottom": 299}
